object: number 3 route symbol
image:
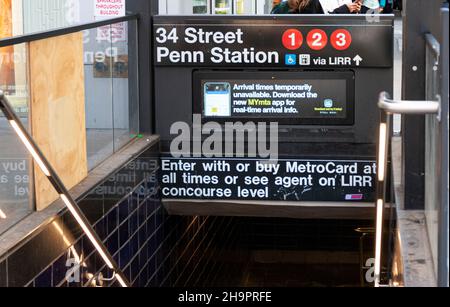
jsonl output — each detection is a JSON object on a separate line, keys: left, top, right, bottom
{"left": 331, "top": 29, "right": 352, "bottom": 51}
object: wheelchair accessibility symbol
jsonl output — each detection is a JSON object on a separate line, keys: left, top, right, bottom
{"left": 285, "top": 54, "right": 297, "bottom": 66}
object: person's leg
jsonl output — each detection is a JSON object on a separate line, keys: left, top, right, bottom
{"left": 383, "top": 4, "right": 393, "bottom": 14}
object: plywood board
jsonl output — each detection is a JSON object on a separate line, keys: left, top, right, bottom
{"left": 0, "top": 0, "right": 15, "bottom": 88}
{"left": 29, "top": 32, "right": 88, "bottom": 211}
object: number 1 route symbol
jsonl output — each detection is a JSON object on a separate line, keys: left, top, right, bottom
{"left": 282, "top": 29, "right": 303, "bottom": 50}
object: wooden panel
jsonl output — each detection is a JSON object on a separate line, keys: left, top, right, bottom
{"left": 29, "top": 33, "right": 87, "bottom": 211}
{"left": 0, "top": 0, "right": 15, "bottom": 88}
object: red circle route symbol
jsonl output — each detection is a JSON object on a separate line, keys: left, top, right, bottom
{"left": 307, "top": 29, "right": 328, "bottom": 51}
{"left": 282, "top": 29, "right": 303, "bottom": 50}
{"left": 330, "top": 29, "right": 352, "bottom": 51}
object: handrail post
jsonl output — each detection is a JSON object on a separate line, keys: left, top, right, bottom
{"left": 438, "top": 6, "right": 449, "bottom": 288}
{"left": 374, "top": 107, "right": 391, "bottom": 287}
{"left": 376, "top": 91, "right": 441, "bottom": 287}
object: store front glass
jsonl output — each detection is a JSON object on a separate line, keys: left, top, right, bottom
{"left": 160, "top": 0, "right": 274, "bottom": 15}
{"left": 0, "top": 1, "right": 139, "bottom": 235}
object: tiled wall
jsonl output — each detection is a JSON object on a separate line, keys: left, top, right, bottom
{"left": 0, "top": 144, "right": 239, "bottom": 287}
{"left": 237, "top": 218, "right": 373, "bottom": 252}
{"left": 0, "top": 140, "right": 373, "bottom": 287}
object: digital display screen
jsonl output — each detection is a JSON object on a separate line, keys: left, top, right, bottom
{"left": 194, "top": 71, "right": 355, "bottom": 125}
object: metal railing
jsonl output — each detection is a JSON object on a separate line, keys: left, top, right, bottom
{"left": 1, "top": 87, "right": 130, "bottom": 287}
{"left": 1, "top": 14, "right": 141, "bottom": 287}
{"left": 0, "top": 15, "right": 138, "bottom": 48}
{"left": 375, "top": 6, "right": 448, "bottom": 286}
{"left": 1, "top": 14, "right": 140, "bottom": 236}
{"left": 376, "top": 91, "right": 441, "bottom": 287}
{"left": 437, "top": 6, "right": 449, "bottom": 289}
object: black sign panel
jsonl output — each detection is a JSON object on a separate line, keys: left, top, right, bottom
{"left": 161, "top": 157, "right": 377, "bottom": 202}
{"left": 154, "top": 16, "right": 394, "bottom": 68}
{"left": 193, "top": 70, "right": 355, "bottom": 126}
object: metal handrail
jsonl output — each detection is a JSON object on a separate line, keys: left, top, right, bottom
{"left": 425, "top": 33, "right": 441, "bottom": 58}
{"left": 0, "top": 91, "right": 130, "bottom": 287}
{"left": 374, "top": 91, "right": 441, "bottom": 287}
{"left": 0, "top": 14, "right": 139, "bottom": 48}
{"left": 378, "top": 92, "right": 440, "bottom": 115}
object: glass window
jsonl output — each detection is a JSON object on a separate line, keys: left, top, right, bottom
{"left": 83, "top": 20, "right": 140, "bottom": 170}
{"left": 161, "top": 0, "right": 274, "bottom": 15}
{"left": 193, "top": 0, "right": 209, "bottom": 14}
{"left": 0, "top": 43, "right": 33, "bottom": 235}
{"left": 214, "top": 0, "right": 232, "bottom": 14}
{"left": 1, "top": 2, "right": 139, "bottom": 234}
{"left": 235, "top": 0, "right": 255, "bottom": 14}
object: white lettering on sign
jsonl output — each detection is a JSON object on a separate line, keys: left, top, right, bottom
{"left": 156, "top": 47, "right": 279, "bottom": 65}
{"left": 155, "top": 27, "right": 280, "bottom": 65}
{"left": 184, "top": 28, "right": 244, "bottom": 44}
{"left": 161, "top": 158, "right": 378, "bottom": 202}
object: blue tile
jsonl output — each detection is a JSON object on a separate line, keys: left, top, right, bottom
{"left": 135, "top": 274, "right": 144, "bottom": 288}
{"left": 68, "top": 280, "right": 81, "bottom": 288}
{"left": 77, "top": 197, "right": 104, "bottom": 225}
{"left": 138, "top": 246, "right": 148, "bottom": 268}
{"left": 147, "top": 256, "right": 156, "bottom": 278}
{"left": 0, "top": 260, "right": 7, "bottom": 287}
{"left": 156, "top": 267, "right": 165, "bottom": 287}
{"left": 130, "top": 257, "right": 140, "bottom": 283}
{"left": 147, "top": 214, "right": 156, "bottom": 236}
{"left": 35, "top": 266, "right": 52, "bottom": 287}
{"left": 82, "top": 236, "right": 94, "bottom": 257}
{"left": 129, "top": 233, "right": 139, "bottom": 257}
{"left": 107, "top": 208, "right": 118, "bottom": 235}
{"left": 146, "top": 199, "right": 158, "bottom": 218}
{"left": 87, "top": 252, "right": 103, "bottom": 276}
{"left": 155, "top": 247, "right": 165, "bottom": 269}
{"left": 130, "top": 211, "right": 139, "bottom": 235}
{"left": 119, "top": 220, "right": 129, "bottom": 246}
{"left": 138, "top": 203, "right": 146, "bottom": 226}
{"left": 52, "top": 254, "right": 68, "bottom": 286}
{"left": 147, "top": 235, "right": 157, "bottom": 258}
{"left": 113, "top": 253, "right": 120, "bottom": 265}
{"left": 147, "top": 276, "right": 157, "bottom": 288}
{"left": 123, "top": 266, "right": 131, "bottom": 283}
{"left": 74, "top": 238, "right": 83, "bottom": 255}
{"left": 130, "top": 191, "right": 139, "bottom": 213}
{"left": 156, "top": 226, "right": 164, "bottom": 244}
{"left": 119, "top": 243, "right": 131, "bottom": 269}
{"left": 95, "top": 218, "right": 107, "bottom": 242}
{"left": 155, "top": 208, "right": 163, "bottom": 227}
{"left": 140, "top": 263, "right": 149, "bottom": 286}
{"left": 139, "top": 224, "right": 147, "bottom": 248}
{"left": 106, "top": 231, "right": 119, "bottom": 256}
{"left": 118, "top": 198, "right": 130, "bottom": 222}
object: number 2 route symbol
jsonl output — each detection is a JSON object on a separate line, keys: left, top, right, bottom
{"left": 307, "top": 29, "right": 328, "bottom": 51}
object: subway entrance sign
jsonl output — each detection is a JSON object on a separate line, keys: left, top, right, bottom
{"left": 161, "top": 157, "right": 377, "bottom": 202}
{"left": 154, "top": 16, "right": 393, "bottom": 68}
{"left": 153, "top": 15, "right": 394, "bottom": 219}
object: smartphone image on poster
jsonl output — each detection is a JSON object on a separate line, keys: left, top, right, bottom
{"left": 204, "top": 82, "right": 231, "bottom": 117}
